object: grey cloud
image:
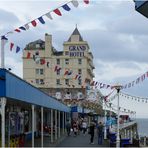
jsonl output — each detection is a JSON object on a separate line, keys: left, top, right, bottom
{"left": 0, "top": 9, "right": 20, "bottom": 33}
{"left": 114, "top": 62, "right": 142, "bottom": 70}
{"left": 81, "top": 29, "right": 148, "bottom": 63}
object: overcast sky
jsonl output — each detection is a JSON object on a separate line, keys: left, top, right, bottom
{"left": 0, "top": 0, "right": 148, "bottom": 118}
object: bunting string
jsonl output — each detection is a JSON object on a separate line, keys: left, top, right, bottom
{"left": 104, "top": 100, "right": 136, "bottom": 115}
{"left": 120, "top": 92, "right": 148, "bottom": 104}
{"left": 1, "top": 0, "right": 89, "bottom": 38}
{"left": 122, "top": 71, "right": 148, "bottom": 90}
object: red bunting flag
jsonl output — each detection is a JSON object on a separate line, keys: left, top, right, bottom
{"left": 14, "top": 29, "right": 21, "bottom": 32}
{"left": 27, "top": 52, "right": 31, "bottom": 59}
{"left": 31, "top": 20, "right": 37, "bottom": 27}
{"left": 10, "top": 43, "right": 14, "bottom": 51}
{"left": 53, "top": 9, "right": 62, "bottom": 16}
{"left": 54, "top": 65, "right": 58, "bottom": 72}
{"left": 75, "top": 74, "right": 78, "bottom": 79}
{"left": 64, "top": 70, "right": 69, "bottom": 75}
{"left": 40, "top": 59, "right": 46, "bottom": 65}
{"left": 84, "top": 0, "right": 89, "bottom": 4}
{"left": 90, "top": 81, "right": 95, "bottom": 86}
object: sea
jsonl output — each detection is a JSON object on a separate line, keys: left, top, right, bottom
{"left": 136, "top": 118, "right": 148, "bottom": 137}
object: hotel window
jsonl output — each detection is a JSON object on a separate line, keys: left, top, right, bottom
{"left": 57, "top": 59, "right": 60, "bottom": 65}
{"left": 40, "top": 69, "right": 44, "bottom": 75}
{"left": 65, "top": 79, "right": 69, "bottom": 85}
{"left": 36, "top": 69, "right": 44, "bottom": 75}
{"left": 78, "top": 79, "right": 82, "bottom": 85}
{"left": 78, "top": 69, "right": 82, "bottom": 75}
{"left": 36, "top": 69, "right": 39, "bottom": 75}
{"left": 56, "top": 79, "right": 60, "bottom": 85}
{"left": 78, "top": 59, "right": 82, "bottom": 64}
{"left": 65, "top": 51, "right": 69, "bottom": 56}
{"left": 40, "top": 79, "right": 44, "bottom": 85}
{"left": 36, "top": 79, "right": 44, "bottom": 85}
{"left": 56, "top": 70, "right": 60, "bottom": 75}
{"left": 36, "top": 43, "right": 40, "bottom": 48}
{"left": 36, "top": 79, "right": 39, "bottom": 84}
{"left": 65, "top": 59, "right": 69, "bottom": 65}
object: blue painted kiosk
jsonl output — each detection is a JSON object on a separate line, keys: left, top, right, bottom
{"left": 0, "top": 68, "right": 70, "bottom": 147}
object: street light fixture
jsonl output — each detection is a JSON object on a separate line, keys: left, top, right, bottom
{"left": 113, "top": 84, "right": 122, "bottom": 148}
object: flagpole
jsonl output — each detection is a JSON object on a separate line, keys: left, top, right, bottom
{"left": 1, "top": 37, "right": 5, "bottom": 68}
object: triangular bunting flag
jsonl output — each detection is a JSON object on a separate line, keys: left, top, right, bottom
{"left": 1, "top": 36, "right": 8, "bottom": 45}
{"left": 16, "top": 46, "right": 20, "bottom": 53}
{"left": 31, "top": 20, "right": 37, "bottom": 27}
{"left": 10, "top": 43, "right": 14, "bottom": 51}
{"left": 24, "top": 24, "right": 30, "bottom": 30}
{"left": 75, "top": 74, "right": 78, "bottom": 79}
{"left": 146, "top": 71, "right": 148, "bottom": 77}
{"left": 38, "top": 16, "right": 45, "bottom": 24}
{"left": 47, "top": 61, "right": 50, "bottom": 68}
{"left": 1, "top": 36, "right": 8, "bottom": 40}
{"left": 46, "top": 12, "right": 53, "bottom": 20}
{"left": 19, "top": 26, "right": 26, "bottom": 31}
{"left": 40, "top": 58, "right": 46, "bottom": 65}
{"left": 54, "top": 65, "right": 58, "bottom": 72}
{"left": 71, "top": 0, "right": 79, "bottom": 8}
{"left": 27, "top": 52, "right": 31, "bottom": 59}
{"left": 84, "top": 0, "right": 89, "bottom": 4}
{"left": 62, "top": 4, "right": 71, "bottom": 11}
{"left": 14, "top": 29, "right": 21, "bottom": 32}
{"left": 64, "top": 70, "right": 69, "bottom": 75}
{"left": 53, "top": 8, "right": 62, "bottom": 16}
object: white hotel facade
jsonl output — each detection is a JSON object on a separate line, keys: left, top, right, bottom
{"left": 23, "top": 27, "right": 96, "bottom": 102}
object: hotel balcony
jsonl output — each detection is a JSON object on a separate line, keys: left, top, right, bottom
{"left": 134, "top": 0, "right": 148, "bottom": 18}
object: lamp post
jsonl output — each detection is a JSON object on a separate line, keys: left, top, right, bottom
{"left": 113, "top": 84, "right": 122, "bottom": 148}
{"left": 104, "top": 98, "right": 107, "bottom": 140}
{"left": 109, "top": 103, "right": 112, "bottom": 129}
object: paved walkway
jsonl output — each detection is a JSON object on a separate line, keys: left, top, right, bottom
{"left": 56, "top": 131, "right": 109, "bottom": 147}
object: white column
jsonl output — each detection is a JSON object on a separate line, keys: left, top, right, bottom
{"left": 63, "top": 112, "right": 65, "bottom": 134}
{"left": 1, "top": 98, "right": 6, "bottom": 147}
{"left": 116, "top": 91, "right": 120, "bottom": 148}
{"left": 58, "top": 111, "right": 60, "bottom": 138}
{"left": 130, "top": 128, "right": 133, "bottom": 143}
{"left": 55, "top": 110, "right": 57, "bottom": 140}
{"left": 104, "top": 101, "right": 107, "bottom": 139}
{"left": 124, "top": 128, "right": 127, "bottom": 138}
{"left": 1, "top": 38, "right": 6, "bottom": 68}
{"left": 41, "top": 107, "right": 43, "bottom": 147}
{"left": 50, "top": 109, "right": 53, "bottom": 143}
{"left": 32, "top": 105, "right": 35, "bottom": 147}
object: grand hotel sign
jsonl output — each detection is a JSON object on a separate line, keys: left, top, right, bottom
{"left": 69, "top": 45, "right": 86, "bottom": 57}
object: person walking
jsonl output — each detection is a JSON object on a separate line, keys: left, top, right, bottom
{"left": 89, "top": 121, "right": 96, "bottom": 144}
{"left": 66, "top": 120, "right": 71, "bottom": 136}
{"left": 73, "top": 121, "right": 78, "bottom": 136}
{"left": 82, "top": 120, "right": 87, "bottom": 135}
{"left": 97, "top": 121, "right": 104, "bottom": 145}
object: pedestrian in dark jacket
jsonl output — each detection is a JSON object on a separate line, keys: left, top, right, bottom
{"left": 97, "top": 122, "right": 104, "bottom": 145}
{"left": 89, "top": 121, "right": 96, "bottom": 144}
{"left": 66, "top": 120, "right": 71, "bottom": 136}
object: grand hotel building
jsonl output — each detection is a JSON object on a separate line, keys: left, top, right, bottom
{"left": 23, "top": 27, "right": 96, "bottom": 102}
